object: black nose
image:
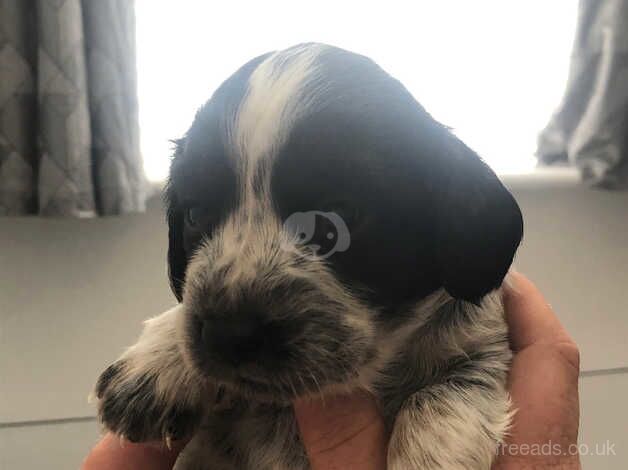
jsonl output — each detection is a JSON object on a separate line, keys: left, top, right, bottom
{"left": 201, "top": 313, "right": 281, "bottom": 366}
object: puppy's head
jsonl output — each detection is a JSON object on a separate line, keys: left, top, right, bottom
{"left": 166, "top": 44, "right": 523, "bottom": 400}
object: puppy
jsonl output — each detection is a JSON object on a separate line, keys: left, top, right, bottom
{"left": 95, "top": 43, "right": 523, "bottom": 469}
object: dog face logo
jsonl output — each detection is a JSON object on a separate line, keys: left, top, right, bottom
{"left": 282, "top": 211, "right": 351, "bottom": 259}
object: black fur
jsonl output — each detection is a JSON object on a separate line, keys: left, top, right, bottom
{"left": 165, "top": 42, "right": 522, "bottom": 393}
{"left": 168, "top": 45, "right": 522, "bottom": 307}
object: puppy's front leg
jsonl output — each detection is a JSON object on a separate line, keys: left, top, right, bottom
{"left": 94, "top": 305, "right": 208, "bottom": 442}
{"left": 388, "top": 379, "right": 511, "bottom": 470}
{"left": 388, "top": 296, "right": 513, "bottom": 470}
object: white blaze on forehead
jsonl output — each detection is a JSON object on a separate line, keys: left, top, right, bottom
{"left": 223, "top": 44, "right": 329, "bottom": 259}
{"left": 232, "top": 43, "right": 328, "bottom": 169}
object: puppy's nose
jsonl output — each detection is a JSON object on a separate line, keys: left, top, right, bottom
{"left": 201, "top": 313, "right": 270, "bottom": 366}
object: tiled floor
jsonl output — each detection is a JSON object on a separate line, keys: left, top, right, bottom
{"left": 578, "top": 372, "right": 628, "bottom": 469}
{"left": 2, "top": 185, "right": 627, "bottom": 469}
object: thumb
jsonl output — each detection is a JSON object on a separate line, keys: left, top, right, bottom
{"left": 82, "top": 433, "right": 186, "bottom": 470}
{"left": 294, "top": 391, "right": 388, "bottom": 470}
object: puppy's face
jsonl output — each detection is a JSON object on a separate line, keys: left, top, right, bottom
{"left": 166, "top": 44, "right": 523, "bottom": 401}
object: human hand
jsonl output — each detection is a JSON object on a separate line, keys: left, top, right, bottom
{"left": 493, "top": 271, "right": 581, "bottom": 469}
{"left": 81, "top": 433, "right": 185, "bottom": 470}
{"left": 294, "top": 390, "right": 388, "bottom": 470}
{"left": 82, "top": 393, "right": 388, "bottom": 470}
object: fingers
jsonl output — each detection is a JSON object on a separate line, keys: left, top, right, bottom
{"left": 495, "top": 271, "right": 581, "bottom": 468}
{"left": 503, "top": 271, "right": 577, "bottom": 356}
{"left": 81, "top": 433, "right": 186, "bottom": 470}
{"left": 294, "top": 391, "right": 388, "bottom": 470}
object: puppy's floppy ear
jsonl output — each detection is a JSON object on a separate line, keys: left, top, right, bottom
{"left": 431, "top": 135, "right": 523, "bottom": 302}
{"left": 166, "top": 197, "right": 186, "bottom": 302}
{"left": 165, "top": 142, "right": 187, "bottom": 302}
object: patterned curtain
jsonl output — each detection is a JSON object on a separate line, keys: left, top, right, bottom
{"left": 0, "top": 0, "right": 145, "bottom": 216}
{"left": 537, "top": 0, "right": 628, "bottom": 189}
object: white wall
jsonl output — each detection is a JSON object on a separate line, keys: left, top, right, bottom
{"left": 1, "top": 175, "right": 627, "bottom": 469}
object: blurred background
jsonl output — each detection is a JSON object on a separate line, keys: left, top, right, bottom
{"left": 1, "top": 1, "right": 627, "bottom": 468}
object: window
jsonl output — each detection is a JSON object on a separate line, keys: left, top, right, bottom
{"left": 136, "top": 0, "right": 577, "bottom": 181}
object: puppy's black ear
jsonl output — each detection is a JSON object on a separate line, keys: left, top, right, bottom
{"left": 432, "top": 136, "right": 523, "bottom": 302}
{"left": 165, "top": 142, "right": 187, "bottom": 302}
{"left": 166, "top": 198, "right": 186, "bottom": 302}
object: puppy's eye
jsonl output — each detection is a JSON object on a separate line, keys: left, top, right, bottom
{"left": 184, "top": 206, "right": 214, "bottom": 230}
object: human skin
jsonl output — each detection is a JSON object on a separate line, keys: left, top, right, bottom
{"left": 492, "top": 271, "right": 581, "bottom": 469}
{"left": 82, "top": 272, "right": 581, "bottom": 470}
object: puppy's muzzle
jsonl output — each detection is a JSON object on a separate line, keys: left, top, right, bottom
{"left": 182, "top": 230, "right": 376, "bottom": 399}
{"left": 184, "top": 275, "right": 315, "bottom": 383}
{"left": 199, "top": 308, "right": 302, "bottom": 368}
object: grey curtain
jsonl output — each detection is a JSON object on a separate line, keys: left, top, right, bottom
{"left": 0, "top": 0, "right": 146, "bottom": 216}
{"left": 537, "top": 0, "right": 628, "bottom": 189}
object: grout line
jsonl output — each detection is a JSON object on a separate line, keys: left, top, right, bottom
{"left": 1, "top": 366, "right": 627, "bottom": 428}
{"left": 0, "top": 415, "right": 96, "bottom": 429}
{"left": 580, "top": 366, "right": 628, "bottom": 378}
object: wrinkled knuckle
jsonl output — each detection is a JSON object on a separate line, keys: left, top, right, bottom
{"left": 554, "top": 339, "right": 580, "bottom": 373}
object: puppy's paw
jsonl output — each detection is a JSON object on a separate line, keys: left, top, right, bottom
{"left": 95, "top": 360, "right": 201, "bottom": 443}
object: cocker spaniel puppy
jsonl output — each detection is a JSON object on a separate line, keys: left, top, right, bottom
{"left": 95, "top": 43, "right": 523, "bottom": 469}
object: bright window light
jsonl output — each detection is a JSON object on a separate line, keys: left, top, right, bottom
{"left": 136, "top": 0, "right": 577, "bottom": 181}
